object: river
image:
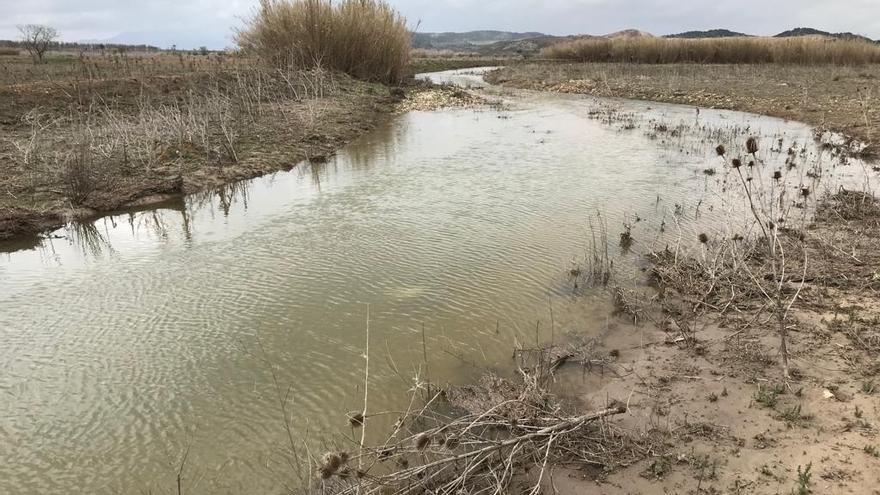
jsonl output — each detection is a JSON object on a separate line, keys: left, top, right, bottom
{"left": 0, "top": 68, "right": 862, "bottom": 494}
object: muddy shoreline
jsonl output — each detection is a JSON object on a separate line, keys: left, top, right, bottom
{"left": 0, "top": 106, "right": 395, "bottom": 243}
{"left": 0, "top": 82, "right": 398, "bottom": 243}
{"left": 565, "top": 190, "right": 880, "bottom": 494}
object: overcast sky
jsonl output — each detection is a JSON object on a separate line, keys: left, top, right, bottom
{"left": 1, "top": 0, "right": 878, "bottom": 48}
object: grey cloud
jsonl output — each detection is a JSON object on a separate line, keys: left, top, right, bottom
{"left": 0, "top": 0, "right": 877, "bottom": 48}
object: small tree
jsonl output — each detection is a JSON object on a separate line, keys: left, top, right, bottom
{"left": 17, "top": 24, "right": 58, "bottom": 64}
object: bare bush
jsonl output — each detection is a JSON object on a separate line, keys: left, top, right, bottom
{"left": 235, "top": 0, "right": 410, "bottom": 83}
{"left": 17, "top": 24, "right": 58, "bottom": 64}
{"left": 59, "top": 138, "right": 101, "bottom": 205}
{"left": 311, "top": 371, "right": 632, "bottom": 495}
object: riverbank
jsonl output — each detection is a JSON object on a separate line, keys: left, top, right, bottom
{"left": 486, "top": 63, "right": 880, "bottom": 158}
{"left": 0, "top": 55, "right": 380, "bottom": 239}
{"left": 559, "top": 189, "right": 880, "bottom": 494}
{"left": 0, "top": 54, "right": 486, "bottom": 242}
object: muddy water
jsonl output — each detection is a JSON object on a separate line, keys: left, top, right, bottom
{"left": 0, "top": 68, "right": 864, "bottom": 494}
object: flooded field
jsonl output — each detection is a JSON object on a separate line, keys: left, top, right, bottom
{"left": 0, "top": 69, "right": 866, "bottom": 494}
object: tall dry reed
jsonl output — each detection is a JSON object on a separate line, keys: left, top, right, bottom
{"left": 542, "top": 36, "right": 880, "bottom": 65}
{"left": 235, "top": 0, "right": 410, "bottom": 83}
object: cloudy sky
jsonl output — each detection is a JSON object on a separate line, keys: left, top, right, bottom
{"left": 2, "top": 0, "right": 878, "bottom": 49}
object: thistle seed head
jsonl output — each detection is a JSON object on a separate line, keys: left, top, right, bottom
{"left": 746, "top": 137, "right": 759, "bottom": 154}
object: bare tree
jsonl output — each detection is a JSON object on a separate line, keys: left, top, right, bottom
{"left": 17, "top": 24, "right": 58, "bottom": 64}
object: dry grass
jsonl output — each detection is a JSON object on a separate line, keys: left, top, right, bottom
{"left": 0, "top": 52, "right": 398, "bottom": 237}
{"left": 0, "top": 51, "right": 251, "bottom": 87}
{"left": 0, "top": 48, "right": 20, "bottom": 57}
{"left": 542, "top": 37, "right": 880, "bottom": 65}
{"left": 235, "top": 0, "right": 410, "bottom": 84}
{"left": 2, "top": 66, "right": 336, "bottom": 206}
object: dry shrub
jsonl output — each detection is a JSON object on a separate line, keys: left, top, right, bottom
{"left": 235, "top": 0, "right": 410, "bottom": 83}
{"left": 314, "top": 369, "right": 638, "bottom": 495}
{"left": 542, "top": 37, "right": 880, "bottom": 65}
{"left": 59, "top": 139, "right": 101, "bottom": 205}
{"left": 0, "top": 48, "right": 20, "bottom": 56}
{"left": 815, "top": 189, "right": 880, "bottom": 224}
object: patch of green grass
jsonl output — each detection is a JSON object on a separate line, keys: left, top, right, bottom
{"left": 793, "top": 462, "right": 812, "bottom": 495}
{"left": 777, "top": 405, "right": 814, "bottom": 426}
{"left": 754, "top": 384, "right": 784, "bottom": 408}
{"left": 862, "top": 380, "right": 876, "bottom": 395}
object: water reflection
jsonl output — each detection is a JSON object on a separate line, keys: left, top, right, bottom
{"left": 68, "top": 222, "right": 116, "bottom": 258}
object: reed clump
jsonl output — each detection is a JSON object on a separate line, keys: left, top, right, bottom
{"left": 542, "top": 37, "right": 880, "bottom": 65}
{"left": 235, "top": 0, "right": 410, "bottom": 84}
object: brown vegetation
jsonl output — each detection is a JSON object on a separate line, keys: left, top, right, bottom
{"left": 542, "top": 36, "right": 880, "bottom": 65}
{"left": 0, "top": 52, "right": 404, "bottom": 240}
{"left": 235, "top": 0, "right": 410, "bottom": 84}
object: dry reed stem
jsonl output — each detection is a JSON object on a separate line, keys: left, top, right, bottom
{"left": 542, "top": 36, "right": 880, "bottom": 65}
{"left": 235, "top": 0, "right": 410, "bottom": 83}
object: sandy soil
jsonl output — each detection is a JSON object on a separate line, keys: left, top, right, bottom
{"left": 528, "top": 191, "right": 880, "bottom": 495}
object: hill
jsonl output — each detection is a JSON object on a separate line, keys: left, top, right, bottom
{"left": 774, "top": 27, "right": 875, "bottom": 42}
{"left": 604, "top": 29, "right": 654, "bottom": 39}
{"left": 411, "top": 31, "right": 546, "bottom": 50}
{"left": 665, "top": 29, "right": 750, "bottom": 38}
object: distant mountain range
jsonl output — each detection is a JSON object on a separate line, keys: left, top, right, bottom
{"left": 411, "top": 27, "right": 878, "bottom": 56}
{"left": 665, "top": 27, "right": 876, "bottom": 42}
